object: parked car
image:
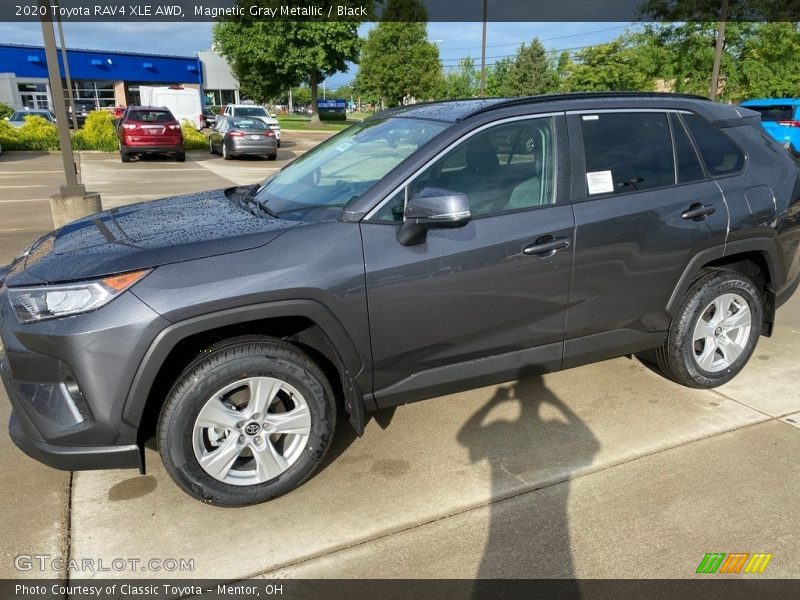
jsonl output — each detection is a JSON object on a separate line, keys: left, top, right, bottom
{"left": 741, "top": 98, "right": 800, "bottom": 157}
{"left": 68, "top": 99, "right": 98, "bottom": 127}
{"left": 2, "top": 93, "right": 800, "bottom": 507}
{"left": 201, "top": 107, "right": 217, "bottom": 129}
{"left": 117, "top": 106, "right": 185, "bottom": 163}
{"left": 222, "top": 104, "right": 281, "bottom": 146}
{"left": 209, "top": 116, "right": 277, "bottom": 160}
{"left": 5, "top": 108, "right": 56, "bottom": 127}
{"left": 139, "top": 85, "right": 203, "bottom": 131}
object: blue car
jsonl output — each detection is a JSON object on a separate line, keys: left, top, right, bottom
{"left": 741, "top": 98, "right": 800, "bottom": 156}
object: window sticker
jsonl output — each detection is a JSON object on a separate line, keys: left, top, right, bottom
{"left": 586, "top": 170, "right": 615, "bottom": 195}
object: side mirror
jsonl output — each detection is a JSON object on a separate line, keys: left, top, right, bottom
{"left": 397, "top": 187, "right": 471, "bottom": 246}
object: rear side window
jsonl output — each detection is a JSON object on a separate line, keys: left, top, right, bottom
{"left": 581, "top": 112, "right": 675, "bottom": 195}
{"left": 681, "top": 113, "right": 746, "bottom": 177}
{"left": 670, "top": 113, "right": 706, "bottom": 183}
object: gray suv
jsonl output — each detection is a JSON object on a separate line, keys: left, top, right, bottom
{"left": 2, "top": 93, "right": 799, "bottom": 506}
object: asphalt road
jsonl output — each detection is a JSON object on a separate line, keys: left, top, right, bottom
{"left": 0, "top": 138, "right": 799, "bottom": 583}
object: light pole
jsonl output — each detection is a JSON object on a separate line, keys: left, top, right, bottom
{"left": 54, "top": 0, "right": 78, "bottom": 130}
{"left": 709, "top": 0, "right": 729, "bottom": 101}
{"left": 38, "top": 0, "right": 101, "bottom": 227}
{"left": 479, "top": 0, "right": 488, "bottom": 97}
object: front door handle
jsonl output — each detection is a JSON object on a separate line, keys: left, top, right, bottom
{"left": 523, "top": 236, "right": 571, "bottom": 257}
{"left": 681, "top": 203, "right": 717, "bottom": 221}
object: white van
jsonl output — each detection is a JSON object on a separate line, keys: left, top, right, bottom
{"left": 139, "top": 85, "right": 203, "bottom": 130}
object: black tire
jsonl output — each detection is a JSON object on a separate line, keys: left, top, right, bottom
{"left": 209, "top": 139, "right": 216, "bottom": 155}
{"left": 176, "top": 150, "right": 186, "bottom": 162}
{"left": 644, "top": 269, "right": 762, "bottom": 388}
{"left": 222, "top": 143, "right": 232, "bottom": 160}
{"left": 267, "top": 153, "right": 277, "bottom": 161}
{"left": 120, "top": 150, "right": 131, "bottom": 163}
{"left": 157, "top": 336, "right": 336, "bottom": 506}
{"left": 277, "top": 140, "right": 281, "bottom": 148}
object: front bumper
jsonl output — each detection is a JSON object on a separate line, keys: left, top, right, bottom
{"left": 0, "top": 284, "right": 169, "bottom": 471}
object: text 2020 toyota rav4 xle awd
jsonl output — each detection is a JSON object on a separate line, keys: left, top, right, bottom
{"left": 2, "top": 93, "right": 800, "bottom": 506}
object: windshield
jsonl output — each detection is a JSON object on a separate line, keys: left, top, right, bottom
{"left": 11, "top": 111, "right": 48, "bottom": 121}
{"left": 234, "top": 106, "right": 270, "bottom": 117}
{"left": 254, "top": 117, "right": 448, "bottom": 220}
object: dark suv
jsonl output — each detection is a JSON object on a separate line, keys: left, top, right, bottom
{"left": 2, "top": 93, "right": 799, "bottom": 506}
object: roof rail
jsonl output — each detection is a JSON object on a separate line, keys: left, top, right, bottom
{"left": 460, "top": 91, "right": 712, "bottom": 121}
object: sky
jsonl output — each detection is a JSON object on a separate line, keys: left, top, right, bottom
{"left": 0, "top": 21, "right": 630, "bottom": 90}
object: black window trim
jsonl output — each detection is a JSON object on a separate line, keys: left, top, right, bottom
{"left": 363, "top": 112, "right": 563, "bottom": 224}
{"left": 669, "top": 112, "right": 710, "bottom": 183}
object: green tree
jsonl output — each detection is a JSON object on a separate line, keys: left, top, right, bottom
{"left": 442, "top": 57, "right": 479, "bottom": 99}
{"left": 563, "top": 39, "right": 655, "bottom": 92}
{"left": 355, "top": 1, "right": 441, "bottom": 106}
{"left": 213, "top": 1, "right": 364, "bottom": 121}
{"left": 504, "top": 38, "right": 559, "bottom": 96}
{"left": 485, "top": 57, "right": 513, "bottom": 96}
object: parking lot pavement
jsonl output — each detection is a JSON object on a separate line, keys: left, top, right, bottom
{"left": 66, "top": 295, "right": 799, "bottom": 580}
{"left": 2, "top": 141, "right": 799, "bottom": 582}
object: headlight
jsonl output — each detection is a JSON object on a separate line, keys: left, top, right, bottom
{"left": 8, "top": 269, "right": 150, "bottom": 323}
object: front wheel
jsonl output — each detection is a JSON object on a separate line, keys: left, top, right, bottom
{"left": 646, "top": 270, "right": 762, "bottom": 388}
{"left": 157, "top": 337, "right": 336, "bottom": 506}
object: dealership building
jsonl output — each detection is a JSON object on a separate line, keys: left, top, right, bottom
{"left": 0, "top": 43, "right": 241, "bottom": 110}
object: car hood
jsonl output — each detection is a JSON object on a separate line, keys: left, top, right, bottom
{"left": 4, "top": 188, "right": 297, "bottom": 285}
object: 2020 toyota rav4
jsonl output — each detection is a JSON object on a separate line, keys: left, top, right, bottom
{"left": 2, "top": 93, "right": 799, "bottom": 506}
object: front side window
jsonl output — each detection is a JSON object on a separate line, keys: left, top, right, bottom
{"left": 255, "top": 117, "right": 448, "bottom": 220}
{"left": 372, "top": 117, "right": 556, "bottom": 221}
{"left": 581, "top": 112, "right": 675, "bottom": 195}
{"left": 681, "top": 113, "right": 746, "bottom": 177}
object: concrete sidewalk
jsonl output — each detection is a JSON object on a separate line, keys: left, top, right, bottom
{"left": 0, "top": 148, "right": 798, "bottom": 582}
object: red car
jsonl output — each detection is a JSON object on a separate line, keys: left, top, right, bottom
{"left": 117, "top": 106, "right": 185, "bottom": 163}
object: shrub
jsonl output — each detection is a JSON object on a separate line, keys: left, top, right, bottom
{"left": 319, "top": 111, "right": 347, "bottom": 122}
{"left": 0, "top": 102, "right": 13, "bottom": 120}
{"left": 0, "top": 119, "right": 19, "bottom": 150}
{"left": 72, "top": 110, "right": 118, "bottom": 152}
{"left": 181, "top": 120, "right": 207, "bottom": 150}
{"left": 0, "top": 115, "right": 60, "bottom": 150}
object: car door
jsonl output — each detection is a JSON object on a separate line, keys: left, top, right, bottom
{"left": 360, "top": 114, "right": 575, "bottom": 407}
{"left": 563, "top": 110, "right": 729, "bottom": 367}
{"left": 210, "top": 117, "right": 226, "bottom": 151}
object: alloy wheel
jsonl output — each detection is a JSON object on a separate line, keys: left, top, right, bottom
{"left": 692, "top": 293, "right": 752, "bottom": 372}
{"left": 192, "top": 376, "right": 312, "bottom": 486}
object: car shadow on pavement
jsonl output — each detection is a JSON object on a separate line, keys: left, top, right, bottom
{"left": 0, "top": 151, "right": 57, "bottom": 163}
{"left": 457, "top": 376, "right": 600, "bottom": 594}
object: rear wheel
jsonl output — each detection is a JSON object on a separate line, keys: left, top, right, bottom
{"left": 642, "top": 269, "right": 762, "bottom": 388}
{"left": 176, "top": 149, "right": 186, "bottom": 162}
{"left": 222, "top": 143, "right": 232, "bottom": 160}
{"left": 267, "top": 153, "right": 277, "bottom": 161}
{"left": 157, "top": 336, "right": 336, "bottom": 506}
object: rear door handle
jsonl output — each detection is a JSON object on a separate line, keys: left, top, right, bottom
{"left": 523, "top": 236, "right": 571, "bottom": 257}
{"left": 681, "top": 203, "right": 717, "bottom": 221}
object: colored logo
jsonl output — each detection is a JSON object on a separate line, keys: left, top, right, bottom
{"left": 696, "top": 552, "right": 773, "bottom": 574}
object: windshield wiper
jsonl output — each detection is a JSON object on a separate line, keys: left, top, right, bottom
{"left": 229, "top": 185, "right": 279, "bottom": 219}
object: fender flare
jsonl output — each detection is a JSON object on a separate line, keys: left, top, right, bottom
{"left": 121, "top": 299, "right": 368, "bottom": 436}
{"left": 666, "top": 238, "right": 784, "bottom": 316}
